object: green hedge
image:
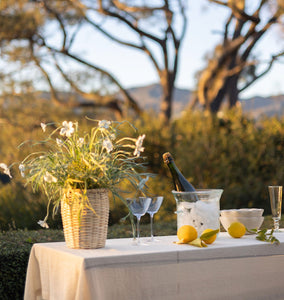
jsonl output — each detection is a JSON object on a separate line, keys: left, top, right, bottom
{"left": 0, "top": 250, "right": 30, "bottom": 300}
{"left": 0, "top": 230, "right": 64, "bottom": 300}
{"left": 0, "top": 222, "right": 176, "bottom": 300}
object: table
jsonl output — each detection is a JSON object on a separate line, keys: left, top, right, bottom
{"left": 24, "top": 232, "right": 284, "bottom": 300}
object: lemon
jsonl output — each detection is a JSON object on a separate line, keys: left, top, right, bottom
{"left": 227, "top": 222, "right": 246, "bottom": 238}
{"left": 177, "top": 225, "right": 198, "bottom": 243}
{"left": 201, "top": 228, "right": 218, "bottom": 244}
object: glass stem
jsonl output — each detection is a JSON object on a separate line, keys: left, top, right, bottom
{"left": 137, "top": 216, "right": 141, "bottom": 244}
{"left": 150, "top": 214, "right": 154, "bottom": 241}
{"left": 273, "top": 217, "right": 280, "bottom": 232}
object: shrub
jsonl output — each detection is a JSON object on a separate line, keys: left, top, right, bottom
{"left": 172, "top": 109, "right": 284, "bottom": 212}
{"left": 0, "top": 230, "right": 64, "bottom": 300}
{"left": 0, "top": 223, "right": 176, "bottom": 299}
{"left": 0, "top": 105, "right": 284, "bottom": 229}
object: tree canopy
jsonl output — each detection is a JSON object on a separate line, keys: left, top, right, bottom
{"left": 191, "top": 0, "right": 284, "bottom": 112}
{"left": 0, "top": 0, "right": 187, "bottom": 121}
{"left": 0, "top": 0, "right": 283, "bottom": 118}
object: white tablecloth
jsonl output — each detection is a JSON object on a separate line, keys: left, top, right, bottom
{"left": 24, "top": 232, "right": 284, "bottom": 300}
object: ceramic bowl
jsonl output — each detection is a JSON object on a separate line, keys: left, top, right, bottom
{"left": 220, "top": 208, "right": 264, "bottom": 218}
{"left": 220, "top": 216, "right": 264, "bottom": 234}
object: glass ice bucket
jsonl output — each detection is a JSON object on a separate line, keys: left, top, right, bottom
{"left": 172, "top": 189, "right": 223, "bottom": 235}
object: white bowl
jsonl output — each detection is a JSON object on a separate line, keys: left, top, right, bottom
{"left": 220, "top": 216, "right": 264, "bottom": 234}
{"left": 220, "top": 208, "right": 264, "bottom": 218}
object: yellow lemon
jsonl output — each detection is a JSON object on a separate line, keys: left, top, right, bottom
{"left": 201, "top": 228, "right": 218, "bottom": 244}
{"left": 177, "top": 225, "right": 198, "bottom": 243}
{"left": 228, "top": 222, "right": 246, "bottom": 238}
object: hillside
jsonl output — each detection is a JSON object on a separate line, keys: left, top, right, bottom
{"left": 128, "top": 83, "right": 284, "bottom": 118}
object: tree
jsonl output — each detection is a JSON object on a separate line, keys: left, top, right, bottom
{"left": 0, "top": 0, "right": 188, "bottom": 122}
{"left": 192, "top": 0, "right": 284, "bottom": 112}
{"left": 93, "top": 0, "right": 187, "bottom": 122}
{"left": 0, "top": 0, "right": 139, "bottom": 119}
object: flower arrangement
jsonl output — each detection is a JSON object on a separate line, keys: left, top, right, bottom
{"left": 0, "top": 119, "right": 150, "bottom": 228}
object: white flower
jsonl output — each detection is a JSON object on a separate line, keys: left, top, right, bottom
{"left": 19, "top": 164, "right": 25, "bottom": 177}
{"left": 77, "top": 137, "right": 84, "bottom": 147}
{"left": 60, "top": 121, "right": 74, "bottom": 137}
{"left": 217, "top": 111, "right": 224, "bottom": 119}
{"left": 37, "top": 220, "right": 49, "bottom": 228}
{"left": 0, "top": 163, "right": 12, "bottom": 178}
{"left": 56, "top": 138, "right": 64, "bottom": 147}
{"left": 103, "top": 138, "right": 113, "bottom": 153}
{"left": 43, "top": 171, "right": 57, "bottom": 183}
{"left": 138, "top": 176, "right": 149, "bottom": 190}
{"left": 41, "top": 123, "right": 47, "bottom": 132}
{"left": 133, "top": 134, "right": 146, "bottom": 157}
{"left": 110, "top": 133, "right": 116, "bottom": 140}
{"left": 98, "top": 120, "right": 111, "bottom": 129}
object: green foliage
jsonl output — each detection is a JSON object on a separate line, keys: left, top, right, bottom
{"left": 0, "top": 102, "right": 284, "bottom": 229}
{"left": 0, "top": 250, "right": 30, "bottom": 300}
{"left": 129, "top": 109, "right": 284, "bottom": 217}
{"left": 247, "top": 228, "right": 280, "bottom": 245}
{"left": 170, "top": 109, "right": 284, "bottom": 212}
{"left": 1, "top": 119, "right": 151, "bottom": 228}
{"left": 0, "top": 223, "right": 175, "bottom": 300}
{"left": 0, "top": 229, "right": 64, "bottom": 300}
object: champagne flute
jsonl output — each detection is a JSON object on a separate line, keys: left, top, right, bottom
{"left": 147, "top": 196, "right": 164, "bottom": 242}
{"left": 126, "top": 197, "right": 151, "bottom": 245}
{"left": 268, "top": 186, "right": 282, "bottom": 232}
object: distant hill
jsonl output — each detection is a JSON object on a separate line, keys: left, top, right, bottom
{"left": 128, "top": 83, "right": 284, "bottom": 119}
{"left": 240, "top": 95, "right": 284, "bottom": 119}
{"left": 128, "top": 84, "right": 191, "bottom": 118}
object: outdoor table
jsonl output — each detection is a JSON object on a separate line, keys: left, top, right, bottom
{"left": 24, "top": 232, "right": 284, "bottom": 300}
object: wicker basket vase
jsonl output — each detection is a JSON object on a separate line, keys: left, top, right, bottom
{"left": 61, "top": 188, "right": 109, "bottom": 249}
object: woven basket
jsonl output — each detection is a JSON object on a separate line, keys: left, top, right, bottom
{"left": 61, "top": 188, "right": 109, "bottom": 249}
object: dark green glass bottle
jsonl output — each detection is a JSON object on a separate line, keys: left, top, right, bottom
{"left": 163, "top": 152, "right": 196, "bottom": 192}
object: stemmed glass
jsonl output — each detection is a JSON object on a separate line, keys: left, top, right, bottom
{"left": 126, "top": 197, "right": 151, "bottom": 245}
{"left": 147, "top": 196, "right": 164, "bottom": 242}
{"left": 269, "top": 186, "right": 282, "bottom": 232}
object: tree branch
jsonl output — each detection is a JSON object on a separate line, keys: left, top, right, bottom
{"left": 28, "top": 40, "right": 60, "bottom": 105}
{"left": 41, "top": 41, "right": 141, "bottom": 114}
{"left": 209, "top": 0, "right": 228, "bottom": 7}
{"left": 240, "top": 51, "right": 284, "bottom": 92}
{"left": 224, "top": 13, "right": 233, "bottom": 44}
{"left": 210, "top": 0, "right": 260, "bottom": 23}
{"left": 68, "top": 21, "right": 84, "bottom": 49}
{"left": 241, "top": 14, "right": 279, "bottom": 62}
{"left": 97, "top": 1, "right": 163, "bottom": 44}
{"left": 84, "top": 16, "right": 144, "bottom": 50}
{"left": 178, "top": 0, "right": 188, "bottom": 42}
{"left": 112, "top": 0, "right": 166, "bottom": 14}
{"left": 42, "top": 0, "right": 68, "bottom": 51}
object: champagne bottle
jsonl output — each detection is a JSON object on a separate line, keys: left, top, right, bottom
{"left": 163, "top": 152, "right": 196, "bottom": 192}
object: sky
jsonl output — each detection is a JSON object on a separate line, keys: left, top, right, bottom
{"left": 74, "top": 1, "right": 284, "bottom": 99}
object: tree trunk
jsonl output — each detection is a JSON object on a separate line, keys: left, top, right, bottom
{"left": 227, "top": 74, "right": 239, "bottom": 108}
{"left": 209, "top": 73, "right": 240, "bottom": 112}
{"left": 159, "top": 73, "right": 174, "bottom": 123}
{"left": 209, "top": 83, "right": 228, "bottom": 112}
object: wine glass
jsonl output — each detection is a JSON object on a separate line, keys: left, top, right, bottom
{"left": 269, "top": 186, "right": 282, "bottom": 232}
{"left": 126, "top": 197, "right": 151, "bottom": 245}
{"left": 146, "top": 196, "right": 164, "bottom": 242}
